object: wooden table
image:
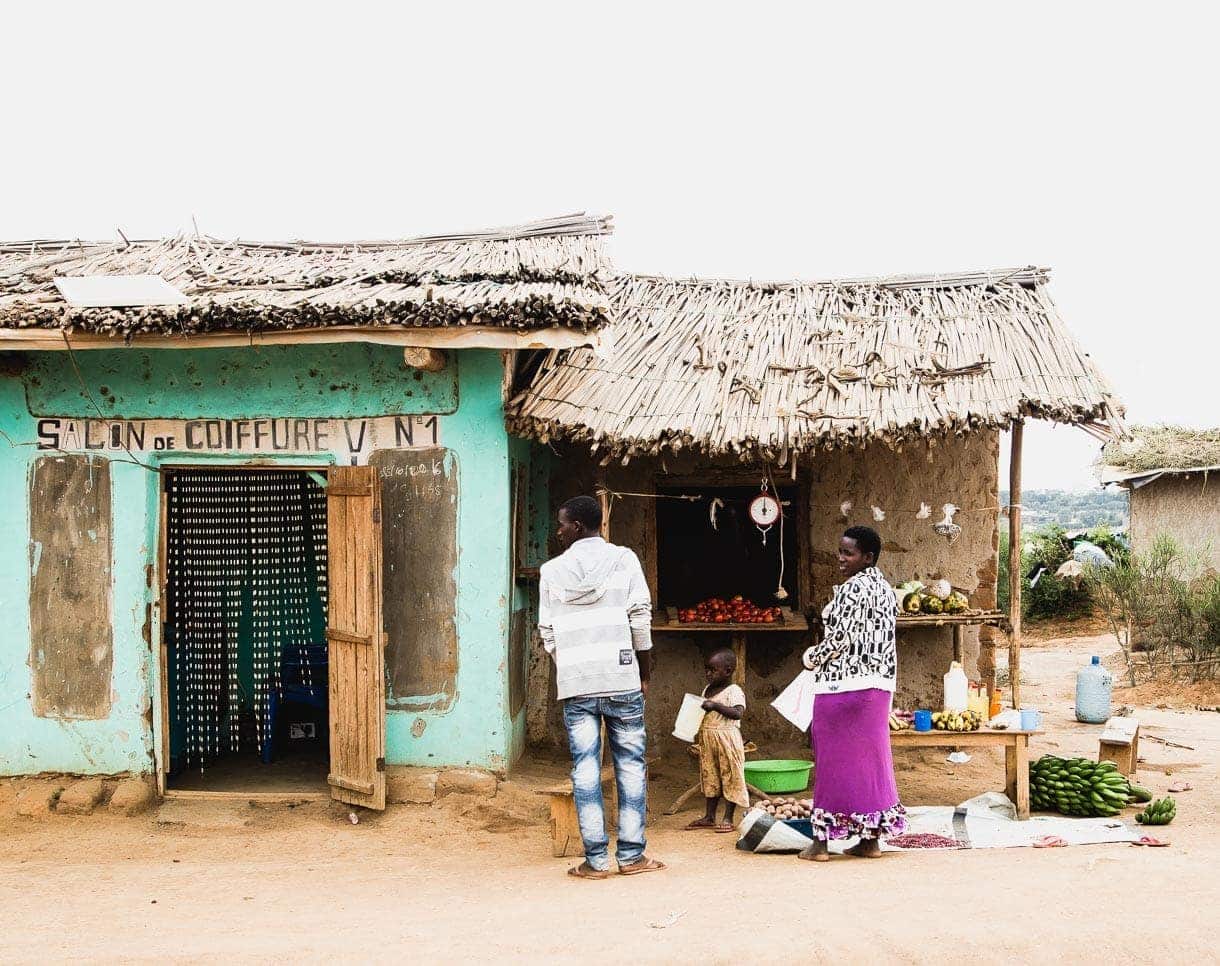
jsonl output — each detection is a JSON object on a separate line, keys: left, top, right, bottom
{"left": 651, "top": 608, "right": 812, "bottom": 686}
{"left": 891, "top": 728, "right": 1038, "bottom": 819}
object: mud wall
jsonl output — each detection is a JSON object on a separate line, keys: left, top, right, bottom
{"left": 527, "top": 433, "right": 1000, "bottom": 756}
{"left": 1130, "top": 474, "right": 1220, "bottom": 575}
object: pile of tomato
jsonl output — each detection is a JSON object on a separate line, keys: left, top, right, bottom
{"left": 678, "top": 596, "right": 783, "bottom": 624}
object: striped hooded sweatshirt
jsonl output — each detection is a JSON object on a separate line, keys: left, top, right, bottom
{"left": 538, "top": 537, "right": 653, "bottom": 700}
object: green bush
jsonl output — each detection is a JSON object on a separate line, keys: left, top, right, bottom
{"left": 999, "top": 524, "right": 1095, "bottom": 620}
{"left": 1088, "top": 534, "right": 1220, "bottom": 683}
{"left": 998, "top": 523, "right": 1126, "bottom": 620}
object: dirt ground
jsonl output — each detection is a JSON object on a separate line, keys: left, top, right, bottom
{"left": 3, "top": 635, "right": 1218, "bottom": 964}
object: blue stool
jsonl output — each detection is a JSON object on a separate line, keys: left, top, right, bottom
{"left": 262, "top": 644, "right": 328, "bottom": 764}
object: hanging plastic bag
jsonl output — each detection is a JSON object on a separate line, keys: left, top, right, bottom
{"left": 771, "top": 669, "right": 817, "bottom": 732}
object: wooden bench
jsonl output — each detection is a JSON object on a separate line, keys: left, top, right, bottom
{"left": 1098, "top": 717, "right": 1140, "bottom": 776}
{"left": 537, "top": 763, "right": 617, "bottom": 858}
{"left": 891, "top": 729, "right": 1038, "bottom": 819}
{"left": 536, "top": 756, "right": 658, "bottom": 858}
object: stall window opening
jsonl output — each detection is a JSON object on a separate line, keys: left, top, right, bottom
{"left": 655, "top": 485, "right": 800, "bottom": 610}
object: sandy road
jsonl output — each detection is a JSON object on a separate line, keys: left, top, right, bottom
{"left": 2, "top": 636, "right": 1217, "bottom": 964}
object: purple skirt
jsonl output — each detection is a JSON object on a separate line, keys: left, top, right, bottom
{"left": 809, "top": 688, "right": 906, "bottom": 841}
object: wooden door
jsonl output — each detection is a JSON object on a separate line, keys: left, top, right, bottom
{"left": 326, "top": 466, "right": 387, "bottom": 810}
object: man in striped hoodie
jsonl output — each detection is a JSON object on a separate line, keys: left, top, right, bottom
{"left": 539, "top": 495, "right": 665, "bottom": 879}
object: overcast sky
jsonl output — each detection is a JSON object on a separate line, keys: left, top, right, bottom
{"left": 6, "top": 2, "right": 1215, "bottom": 490}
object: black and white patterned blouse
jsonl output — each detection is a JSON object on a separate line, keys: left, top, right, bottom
{"left": 804, "top": 566, "right": 898, "bottom": 695}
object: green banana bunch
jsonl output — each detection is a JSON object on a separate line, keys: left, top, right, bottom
{"left": 1135, "top": 796, "right": 1176, "bottom": 826}
{"left": 1029, "top": 755, "right": 1135, "bottom": 818}
{"left": 1127, "top": 783, "right": 1153, "bottom": 804}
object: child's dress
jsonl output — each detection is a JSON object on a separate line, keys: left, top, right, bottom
{"left": 697, "top": 683, "right": 749, "bottom": 808}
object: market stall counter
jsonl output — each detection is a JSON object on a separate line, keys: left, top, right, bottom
{"left": 896, "top": 610, "right": 1010, "bottom": 664}
{"left": 651, "top": 606, "right": 812, "bottom": 687}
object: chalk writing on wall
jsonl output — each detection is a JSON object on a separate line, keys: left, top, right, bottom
{"left": 372, "top": 448, "right": 459, "bottom": 711}
{"left": 34, "top": 415, "right": 441, "bottom": 465}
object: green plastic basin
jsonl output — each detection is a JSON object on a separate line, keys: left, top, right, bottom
{"left": 743, "top": 759, "right": 814, "bottom": 793}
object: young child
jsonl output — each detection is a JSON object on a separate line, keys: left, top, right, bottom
{"left": 685, "top": 648, "right": 748, "bottom": 832}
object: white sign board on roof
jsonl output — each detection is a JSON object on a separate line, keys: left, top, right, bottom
{"left": 53, "top": 274, "right": 189, "bottom": 307}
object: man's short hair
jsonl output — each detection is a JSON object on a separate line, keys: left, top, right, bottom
{"left": 561, "top": 495, "right": 603, "bottom": 531}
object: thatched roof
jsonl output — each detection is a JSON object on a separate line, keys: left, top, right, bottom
{"left": 1098, "top": 426, "right": 1220, "bottom": 484}
{"left": 508, "top": 267, "right": 1124, "bottom": 461}
{"left": 0, "top": 213, "right": 613, "bottom": 339}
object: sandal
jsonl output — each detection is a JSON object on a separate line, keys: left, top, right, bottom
{"left": 618, "top": 856, "right": 667, "bottom": 876}
{"left": 567, "top": 861, "right": 613, "bottom": 879}
{"left": 714, "top": 823, "right": 736, "bottom": 834}
{"left": 684, "top": 818, "right": 716, "bottom": 831}
{"left": 1131, "top": 836, "right": 1170, "bottom": 847}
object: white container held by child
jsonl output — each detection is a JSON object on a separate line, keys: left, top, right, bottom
{"left": 943, "top": 661, "right": 969, "bottom": 713}
{"left": 673, "top": 692, "right": 708, "bottom": 741}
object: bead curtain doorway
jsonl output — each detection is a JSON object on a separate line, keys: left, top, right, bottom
{"left": 162, "top": 469, "right": 331, "bottom": 794}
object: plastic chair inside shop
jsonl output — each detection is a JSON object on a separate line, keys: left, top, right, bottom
{"left": 262, "top": 643, "right": 329, "bottom": 764}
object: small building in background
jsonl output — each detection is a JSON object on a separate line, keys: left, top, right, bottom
{"left": 1100, "top": 426, "right": 1220, "bottom": 574}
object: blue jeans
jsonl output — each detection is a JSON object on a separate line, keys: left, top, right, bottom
{"left": 562, "top": 690, "right": 648, "bottom": 871}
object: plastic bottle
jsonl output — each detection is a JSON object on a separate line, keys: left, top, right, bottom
{"left": 989, "top": 688, "right": 1003, "bottom": 719}
{"left": 943, "top": 661, "right": 969, "bottom": 713}
{"left": 1075, "top": 655, "right": 1113, "bottom": 723}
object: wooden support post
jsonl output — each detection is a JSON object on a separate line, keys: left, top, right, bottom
{"left": 1004, "top": 735, "right": 1031, "bottom": 820}
{"left": 1008, "top": 420, "right": 1024, "bottom": 710}
{"left": 598, "top": 489, "right": 611, "bottom": 540}
{"left": 952, "top": 624, "right": 964, "bottom": 664}
{"left": 730, "top": 632, "right": 747, "bottom": 688}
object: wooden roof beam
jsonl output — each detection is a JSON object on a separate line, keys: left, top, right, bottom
{"left": 0, "top": 325, "right": 601, "bottom": 353}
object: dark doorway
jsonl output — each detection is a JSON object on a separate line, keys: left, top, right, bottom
{"left": 163, "top": 469, "right": 329, "bottom": 792}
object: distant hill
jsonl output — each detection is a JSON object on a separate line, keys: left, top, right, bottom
{"left": 999, "top": 488, "right": 1128, "bottom": 531}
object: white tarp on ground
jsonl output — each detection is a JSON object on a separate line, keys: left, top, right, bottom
{"left": 737, "top": 793, "right": 1140, "bottom": 854}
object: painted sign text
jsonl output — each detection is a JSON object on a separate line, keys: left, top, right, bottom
{"left": 35, "top": 415, "right": 441, "bottom": 465}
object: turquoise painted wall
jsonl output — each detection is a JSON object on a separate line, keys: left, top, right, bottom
{"left": 22, "top": 343, "right": 458, "bottom": 418}
{"left": 0, "top": 344, "right": 515, "bottom": 776}
{"left": 386, "top": 349, "right": 514, "bottom": 770}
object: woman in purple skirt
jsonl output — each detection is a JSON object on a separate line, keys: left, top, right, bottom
{"left": 799, "top": 525, "right": 906, "bottom": 862}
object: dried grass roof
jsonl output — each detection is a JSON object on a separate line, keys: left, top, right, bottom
{"left": 509, "top": 267, "right": 1124, "bottom": 460}
{"left": 0, "top": 213, "right": 613, "bottom": 338}
{"left": 1100, "top": 426, "right": 1220, "bottom": 475}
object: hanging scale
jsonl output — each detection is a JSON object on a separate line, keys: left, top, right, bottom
{"left": 748, "top": 479, "right": 781, "bottom": 546}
